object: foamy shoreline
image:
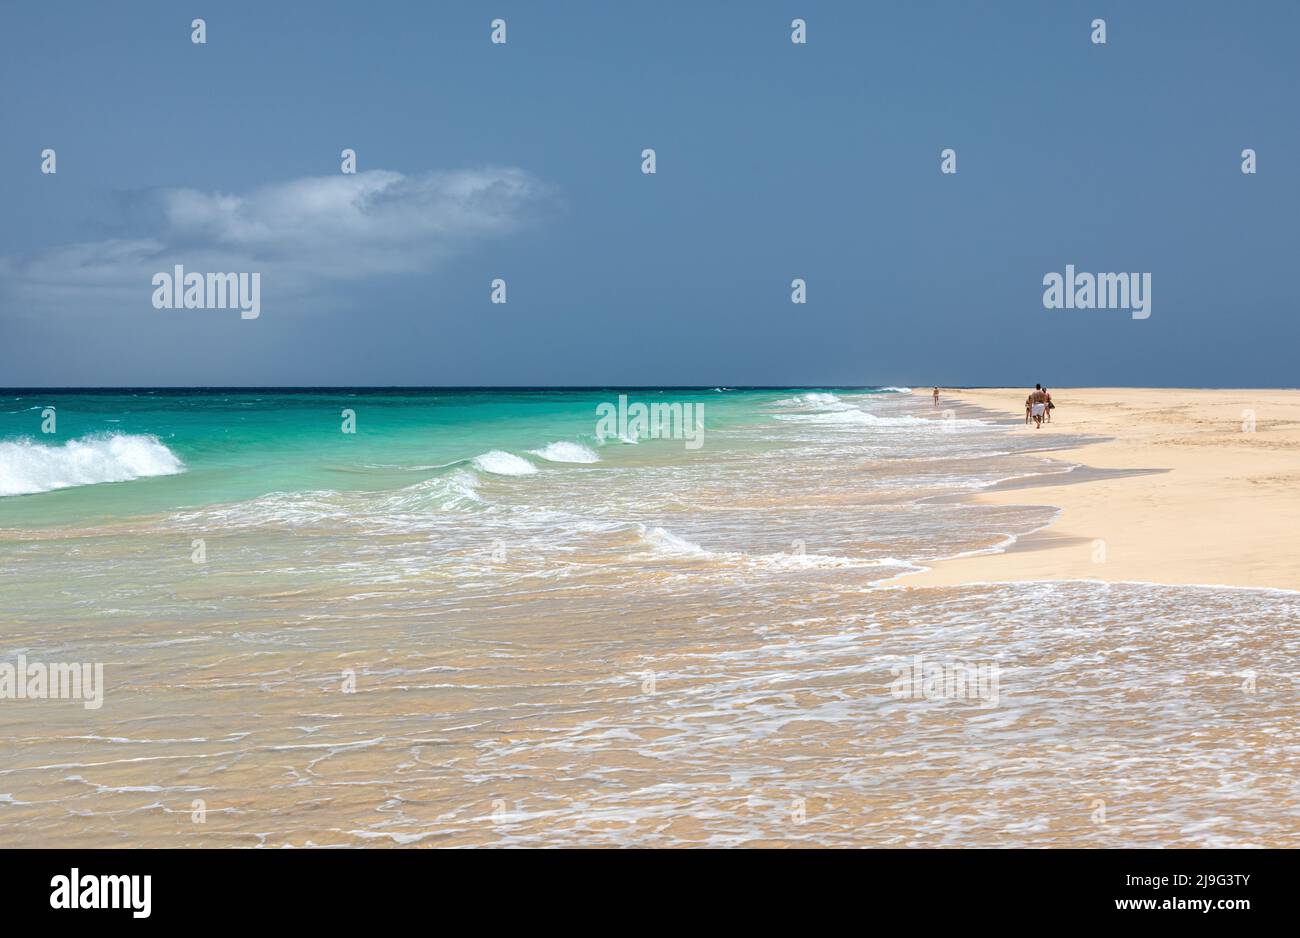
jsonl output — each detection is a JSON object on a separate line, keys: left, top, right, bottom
{"left": 902, "top": 387, "right": 1300, "bottom": 592}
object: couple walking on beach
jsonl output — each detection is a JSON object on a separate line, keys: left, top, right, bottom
{"left": 1026, "top": 384, "right": 1053, "bottom": 428}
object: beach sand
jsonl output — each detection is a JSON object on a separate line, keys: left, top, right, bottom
{"left": 904, "top": 388, "right": 1300, "bottom": 591}
{"left": 4, "top": 388, "right": 1297, "bottom": 847}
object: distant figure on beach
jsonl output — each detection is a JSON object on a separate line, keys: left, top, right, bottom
{"left": 1029, "top": 384, "right": 1047, "bottom": 428}
{"left": 1025, "top": 393, "right": 1032, "bottom": 425}
{"left": 932, "top": 387, "right": 940, "bottom": 407}
{"left": 1043, "top": 387, "right": 1054, "bottom": 423}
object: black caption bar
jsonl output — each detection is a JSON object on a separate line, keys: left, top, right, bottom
{"left": 0, "top": 848, "right": 1285, "bottom": 926}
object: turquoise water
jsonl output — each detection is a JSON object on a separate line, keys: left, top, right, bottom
{"left": 0, "top": 387, "right": 1066, "bottom": 572}
{"left": 0, "top": 388, "right": 790, "bottom": 525}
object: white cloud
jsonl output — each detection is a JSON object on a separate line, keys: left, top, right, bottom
{"left": 0, "top": 167, "right": 555, "bottom": 311}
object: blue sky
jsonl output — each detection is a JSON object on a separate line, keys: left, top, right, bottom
{"left": 1, "top": 0, "right": 1297, "bottom": 387}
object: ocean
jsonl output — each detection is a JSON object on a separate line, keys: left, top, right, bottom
{"left": 0, "top": 388, "right": 1296, "bottom": 846}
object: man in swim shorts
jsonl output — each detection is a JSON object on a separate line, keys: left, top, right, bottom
{"left": 1029, "top": 384, "right": 1047, "bottom": 428}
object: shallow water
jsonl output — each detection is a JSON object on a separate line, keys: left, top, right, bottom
{"left": 0, "top": 388, "right": 1295, "bottom": 846}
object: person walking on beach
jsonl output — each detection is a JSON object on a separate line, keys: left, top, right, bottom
{"left": 1043, "top": 387, "right": 1053, "bottom": 423}
{"left": 1029, "top": 384, "right": 1047, "bottom": 428}
{"left": 933, "top": 387, "right": 940, "bottom": 407}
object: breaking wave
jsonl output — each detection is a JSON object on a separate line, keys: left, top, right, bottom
{"left": 529, "top": 441, "right": 601, "bottom": 464}
{"left": 0, "top": 433, "right": 184, "bottom": 497}
{"left": 471, "top": 450, "right": 538, "bottom": 476}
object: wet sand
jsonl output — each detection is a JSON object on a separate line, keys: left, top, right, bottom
{"left": 3, "top": 389, "right": 1296, "bottom": 847}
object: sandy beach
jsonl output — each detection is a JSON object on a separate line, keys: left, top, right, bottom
{"left": 4, "top": 388, "right": 1297, "bottom": 848}
{"left": 905, "top": 388, "right": 1300, "bottom": 592}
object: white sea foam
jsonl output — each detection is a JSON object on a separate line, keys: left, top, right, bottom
{"left": 776, "top": 392, "right": 926, "bottom": 421}
{"left": 380, "top": 470, "right": 484, "bottom": 510}
{"left": 0, "top": 433, "right": 184, "bottom": 497}
{"left": 772, "top": 390, "right": 979, "bottom": 427}
{"left": 636, "top": 524, "right": 920, "bottom": 574}
{"left": 171, "top": 469, "right": 485, "bottom": 530}
{"left": 773, "top": 409, "right": 933, "bottom": 427}
{"left": 753, "top": 551, "right": 919, "bottom": 572}
{"left": 472, "top": 450, "right": 538, "bottom": 476}
{"left": 529, "top": 441, "right": 601, "bottom": 464}
{"left": 639, "top": 526, "right": 711, "bottom": 557}
{"left": 776, "top": 392, "right": 853, "bottom": 410}
{"left": 596, "top": 433, "right": 638, "bottom": 445}
{"left": 172, "top": 489, "right": 350, "bottom": 528}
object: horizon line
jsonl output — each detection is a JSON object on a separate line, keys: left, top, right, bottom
{"left": 0, "top": 385, "right": 916, "bottom": 393}
{"left": 3, "top": 385, "right": 1298, "bottom": 393}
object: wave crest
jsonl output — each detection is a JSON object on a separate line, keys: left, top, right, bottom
{"left": 0, "top": 433, "right": 184, "bottom": 497}
{"left": 774, "top": 410, "right": 933, "bottom": 427}
{"left": 529, "top": 441, "right": 600, "bottom": 464}
{"left": 471, "top": 450, "right": 537, "bottom": 476}
{"left": 776, "top": 392, "right": 853, "bottom": 411}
